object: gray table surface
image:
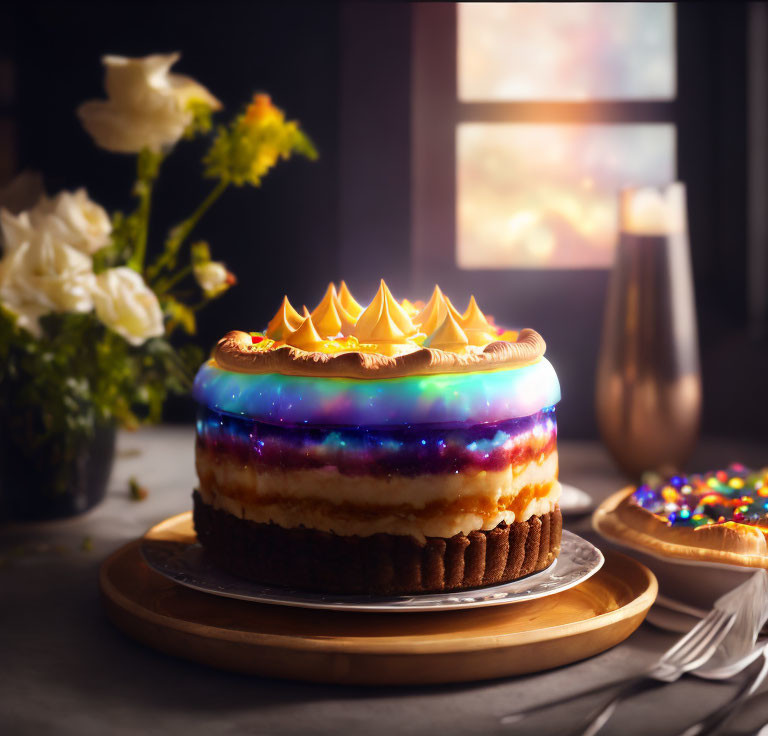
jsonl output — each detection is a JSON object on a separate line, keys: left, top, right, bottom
{"left": 2, "top": 427, "right": 768, "bottom": 736}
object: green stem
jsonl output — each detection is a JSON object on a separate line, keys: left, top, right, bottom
{"left": 147, "top": 179, "right": 227, "bottom": 282}
{"left": 173, "top": 179, "right": 227, "bottom": 250}
{"left": 129, "top": 183, "right": 152, "bottom": 271}
{"left": 189, "top": 297, "right": 211, "bottom": 312}
{"left": 155, "top": 264, "right": 193, "bottom": 296}
{"left": 128, "top": 150, "right": 163, "bottom": 273}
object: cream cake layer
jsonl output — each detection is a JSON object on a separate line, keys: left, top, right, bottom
{"left": 196, "top": 444, "right": 558, "bottom": 509}
{"left": 196, "top": 451, "right": 559, "bottom": 541}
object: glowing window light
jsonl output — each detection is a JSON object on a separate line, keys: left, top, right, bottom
{"left": 457, "top": 123, "right": 676, "bottom": 269}
{"left": 458, "top": 2, "right": 675, "bottom": 101}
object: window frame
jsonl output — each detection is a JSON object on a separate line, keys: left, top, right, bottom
{"left": 411, "top": 2, "right": 680, "bottom": 287}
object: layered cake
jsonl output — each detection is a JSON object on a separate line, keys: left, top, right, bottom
{"left": 594, "top": 465, "right": 768, "bottom": 568}
{"left": 193, "top": 280, "right": 562, "bottom": 594}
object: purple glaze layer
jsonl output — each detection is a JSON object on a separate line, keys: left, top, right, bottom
{"left": 196, "top": 406, "right": 557, "bottom": 477}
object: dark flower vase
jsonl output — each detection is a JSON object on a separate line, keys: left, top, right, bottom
{"left": 0, "top": 415, "right": 116, "bottom": 521}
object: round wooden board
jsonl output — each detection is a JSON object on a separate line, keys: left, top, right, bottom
{"left": 100, "top": 514, "right": 657, "bottom": 685}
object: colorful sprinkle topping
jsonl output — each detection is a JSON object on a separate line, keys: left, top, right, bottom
{"left": 631, "top": 464, "right": 768, "bottom": 528}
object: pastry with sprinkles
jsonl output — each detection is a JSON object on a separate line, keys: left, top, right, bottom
{"left": 594, "top": 464, "right": 768, "bottom": 567}
{"left": 192, "top": 280, "right": 562, "bottom": 594}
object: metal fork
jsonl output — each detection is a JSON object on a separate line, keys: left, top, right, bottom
{"left": 500, "top": 608, "right": 737, "bottom": 728}
{"left": 675, "top": 644, "right": 768, "bottom": 736}
{"left": 576, "top": 608, "right": 738, "bottom": 736}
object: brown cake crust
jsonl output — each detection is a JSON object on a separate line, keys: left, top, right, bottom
{"left": 193, "top": 491, "right": 562, "bottom": 595}
{"left": 212, "top": 328, "right": 546, "bottom": 379}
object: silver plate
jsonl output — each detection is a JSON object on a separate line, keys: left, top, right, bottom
{"left": 140, "top": 530, "right": 603, "bottom": 613}
{"left": 560, "top": 482, "right": 594, "bottom": 516}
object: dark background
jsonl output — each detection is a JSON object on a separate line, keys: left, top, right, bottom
{"left": 2, "top": 1, "right": 767, "bottom": 441}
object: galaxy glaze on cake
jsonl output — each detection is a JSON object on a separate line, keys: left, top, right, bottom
{"left": 196, "top": 406, "right": 557, "bottom": 477}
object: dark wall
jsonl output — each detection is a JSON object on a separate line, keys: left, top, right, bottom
{"left": 11, "top": 1, "right": 341, "bottom": 365}
{"left": 339, "top": 2, "right": 412, "bottom": 300}
{"left": 6, "top": 2, "right": 768, "bottom": 439}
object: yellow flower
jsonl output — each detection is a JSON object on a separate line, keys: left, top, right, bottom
{"left": 203, "top": 95, "right": 317, "bottom": 187}
{"left": 244, "top": 94, "right": 284, "bottom": 126}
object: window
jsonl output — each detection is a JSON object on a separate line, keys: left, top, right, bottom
{"left": 457, "top": 123, "right": 675, "bottom": 268}
{"left": 458, "top": 3, "right": 675, "bottom": 101}
{"left": 413, "top": 2, "right": 678, "bottom": 274}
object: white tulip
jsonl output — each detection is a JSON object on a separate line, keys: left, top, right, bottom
{"left": 0, "top": 231, "right": 95, "bottom": 336}
{"left": 77, "top": 53, "right": 221, "bottom": 154}
{"left": 92, "top": 267, "right": 164, "bottom": 346}
{"left": 193, "top": 260, "right": 232, "bottom": 297}
{"left": 32, "top": 189, "right": 112, "bottom": 255}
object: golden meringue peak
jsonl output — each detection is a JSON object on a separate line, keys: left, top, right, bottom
{"left": 380, "top": 279, "right": 418, "bottom": 335}
{"left": 351, "top": 285, "right": 383, "bottom": 339}
{"left": 353, "top": 279, "right": 417, "bottom": 341}
{"left": 459, "top": 295, "right": 498, "bottom": 345}
{"left": 330, "top": 288, "right": 357, "bottom": 333}
{"left": 463, "top": 328, "right": 499, "bottom": 347}
{"left": 400, "top": 298, "right": 421, "bottom": 318}
{"left": 425, "top": 311, "right": 469, "bottom": 352}
{"left": 255, "top": 282, "right": 513, "bottom": 359}
{"left": 338, "top": 280, "right": 364, "bottom": 319}
{"left": 414, "top": 285, "right": 443, "bottom": 321}
{"left": 266, "top": 296, "right": 303, "bottom": 340}
{"left": 285, "top": 316, "right": 325, "bottom": 351}
{"left": 367, "top": 297, "right": 406, "bottom": 342}
{"left": 461, "top": 295, "right": 492, "bottom": 330}
{"left": 414, "top": 285, "right": 450, "bottom": 335}
{"left": 302, "top": 305, "right": 311, "bottom": 318}
{"left": 310, "top": 283, "right": 343, "bottom": 338}
{"left": 444, "top": 296, "right": 464, "bottom": 323}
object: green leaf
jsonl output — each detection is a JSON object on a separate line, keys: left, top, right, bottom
{"left": 162, "top": 296, "right": 197, "bottom": 336}
{"left": 190, "top": 240, "right": 211, "bottom": 266}
{"left": 184, "top": 101, "right": 215, "bottom": 139}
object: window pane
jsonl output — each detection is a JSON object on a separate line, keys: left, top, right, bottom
{"left": 458, "top": 2, "right": 675, "bottom": 101}
{"left": 457, "top": 123, "right": 676, "bottom": 269}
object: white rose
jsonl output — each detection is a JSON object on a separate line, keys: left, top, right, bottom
{"left": 2, "top": 189, "right": 111, "bottom": 257}
{"left": 31, "top": 189, "right": 112, "bottom": 255}
{"left": 0, "top": 209, "right": 36, "bottom": 252}
{"left": 77, "top": 53, "right": 221, "bottom": 154}
{"left": 0, "top": 252, "right": 48, "bottom": 335}
{"left": 92, "top": 267, "right": 164, "bottom": 346}
{"left": 193, "top": 261, "right": 234, "bottom": 297}
{"left": 0, "top": 231, "right": 95, "bottom": 337}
